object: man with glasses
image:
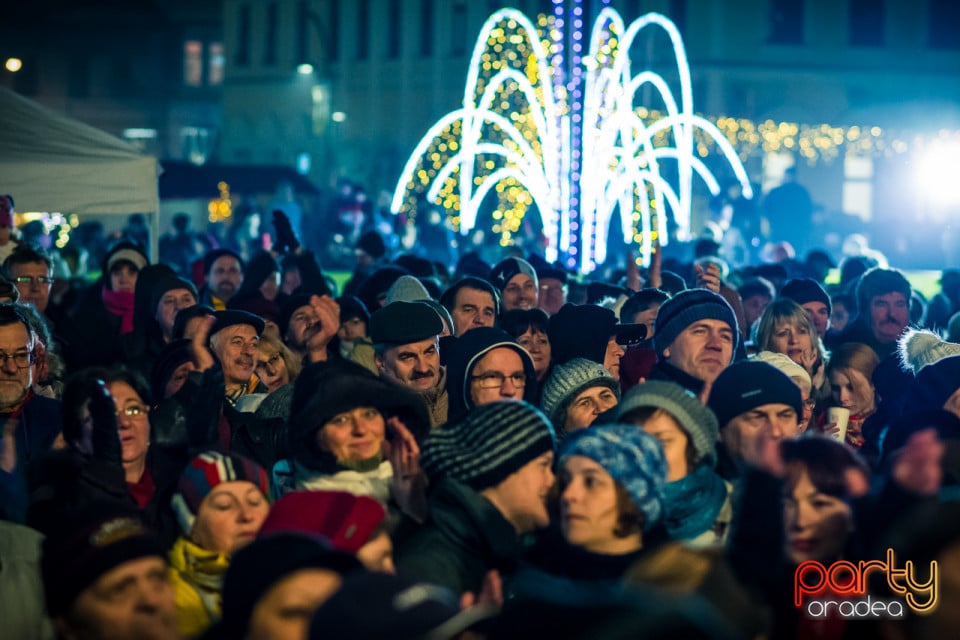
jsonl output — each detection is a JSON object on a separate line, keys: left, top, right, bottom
{"left": 0, "top": 303, "right": 62, "bottom": 521}
{"left": 4, "top": 244, "right": 53, "bottom": 316}
{"left": 443, "top": 326, "right": 537, "bottom": 423}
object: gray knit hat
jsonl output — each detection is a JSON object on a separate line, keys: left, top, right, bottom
{"left": 652, "top": 289, "right": 739, "bottom": 356}
{"left": 421, "top": 401, "right": 556, "bottom": 491}
{"left": 385, "top": 275, "right": 432, "bottom": 304}
{"left": 489, "top": 257, "right": 538, "bottom": 291}
{"left": 541, "top": 358, "right": 620, "bottom": 431}
{"left": 616, "top": 381, "right": 719, "bottom": 468}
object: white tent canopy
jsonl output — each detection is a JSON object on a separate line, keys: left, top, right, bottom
{"left": 0, "top": 88, "right": 159, "bottom": 215}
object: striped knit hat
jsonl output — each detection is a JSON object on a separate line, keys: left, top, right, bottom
{"left": 653, "top": 289, "right": 739, "bottom": 357}
{"left": 171, "top": 450, "right": 270, "bottom": 536}
{"left": 541, "top": 358, "right": 620, "bottom": 432}
{"left": 421, "top": 401, "right": 556, "bottom": 491}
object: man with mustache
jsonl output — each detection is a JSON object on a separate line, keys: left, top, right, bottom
{"left": 207, "top": 310, "right": 265, "bottom": 406}
{"left": 828, "top": 266, "right": 911, "bottom": 361}
{"left": 370, "top": 301, "right": 447, "bottom": 429}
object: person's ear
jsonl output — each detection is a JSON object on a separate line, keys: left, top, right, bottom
{"left": 662, "top": 347, "right": 671, "bottom": 359}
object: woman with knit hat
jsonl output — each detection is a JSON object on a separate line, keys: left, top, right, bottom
{"left": 68, "top": 240, "right": 149, "bottom": 369}
{"left": 276, "top": 358, "right": 430, "bottom": 518}
{"left": 512, "top": 424, "right": 668, "bottom": 602}
{"left": 616, "top": 381, "right": 733, "bottom": 547}
{"left": 168, "top": 449, "right": 271, "bottom": 638}
{"left": 540, "top": 357, "right": 620, "bottom": 437}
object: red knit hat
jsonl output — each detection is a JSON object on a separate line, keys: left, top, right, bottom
{"left": 258, "top": 490, "right": 386, "bottom": 553}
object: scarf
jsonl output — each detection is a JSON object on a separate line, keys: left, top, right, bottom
{"left": 168, "top": 537, "right": 230, "bottom": 627}
{"left": 661, "top": 464, "right": 729, "bottom": 542}
{"left": 102, "top": 287, "right": 136, "bottom": 334}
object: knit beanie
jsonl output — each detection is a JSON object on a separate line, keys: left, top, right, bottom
{"left": 616, "top": 381, "right": 720, "bottom": 468}
{"left": 258, "top": 490, "right": 386, "bottom": 554}
{"left": 540, "top": 358, "right": 620, "bottom": 430}
{"left": 750, "top": 350, "right": 812, "bottom": 394}
{"left": 104, "top": 241, "right": 148, "bottom": 275}
{"left": 780, "top": 278, "right": 831, "bottom": 315}
{"left": 898, "top": 327, "right": 960, "bottom": 375}
{"left": 489, "top": 257, "right": 538, "bottom": 291}
{"left": 708, "top": 361, "right": 802, "bottom": 429}
{"left": 358, "top": 265, "right": 410, "bottom": 313}
{"left": 910, "top": 354, "right": 960, "bottom": 412}
{"left": 421, "top": 401, "right": 556, "bottom": 491}
{"left": 559, "top": 424, "right": 668, "bottom": 531}
{"left": 203, "top": 248, "right": 243, "bottom": 275}
{"left": 171, "top": 303, "right": 215, "bottom": 340}
{"left": 171, "top": 450, "right": 270, "bottom": 536}
{"left": 337, "top": 295, "right": 370, "bottom": 325}
{"left": 42, "top": 502, "right": 166, "bottom": 616}
{"left": 279, "top": 294, "right": 312, "bottom": 337}
{"left": 385, "top": 274, "right": 432, "bottom": 304}
{"left": 219, "top": 533, "right": 361, "bottom": 638}
{"left": 653, "top": 289, "right": 739, "bottom": 357}
{"left": 149, "top": 273, "right": 198, "bottom": 315}
{"left": 369, "top": 300, "right": 443, "bottom": 345}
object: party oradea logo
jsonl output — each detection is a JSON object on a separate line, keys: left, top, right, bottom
{"left": 794, "top": 549, "right": 938, "bottom": 619}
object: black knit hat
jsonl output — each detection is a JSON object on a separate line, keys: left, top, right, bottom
{"left": 218, "top": 533, "right": 361, "bottom": 639}
{"left": 41, "top": 502, "right": 166, "bottom": 617}
{"left": 171, "top": 304, "right": 215, "bottom": 340}
{"left": 149, "top": 273, "right": 198, "bottom": 315}
{"left": 203, "top": 248, "right": 243, "bottom": 275}
{"left": 357, "top": 265, "right": 410, "bottom": 313}
{"left": 337, "top": 295, "right": 370, "bottom": 325}
{"left": 210, "top": 309, "right": 265, "bottom": 337}
{"left": 707, "top": 361, "right": 802, "bottom": 428}
{"left": 150, "top": 338, "right": 192, "bottom": 400}
{"left": 489, "top": 257, "right": 538, "bottom": 291}
{"left": 421, "top": 401, "right": 556, "bottom": 491}
{"left": 780, "top": 278, "right": 832, "bottom": 315}
{"left": 370, "top": 301, "right": 443, "bottom": 345}
{"left": 279, "top": 294, "right": 312, "bottom": 337}
{"left": 527, "top": 253, "right": 569, "bottom": 284}
{"left": 357, "top": 230, "right": 386, "bottom": 259}
{"left": 653, "top": 289, "right": 739, "bottom": 357}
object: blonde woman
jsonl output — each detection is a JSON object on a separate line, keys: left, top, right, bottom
{"left": 754, "top": 298, "right": 830, "bottom": 412}
{"left": 254, "top": 333, "right": 301, "bottom": 393}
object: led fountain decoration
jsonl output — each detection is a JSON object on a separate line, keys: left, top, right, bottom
{"left": 391, "top": 5, "right": 752, "bottom": 272}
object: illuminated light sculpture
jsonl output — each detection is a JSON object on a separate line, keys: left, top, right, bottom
{"left": 391, "top": 7, "right": 752, "bottom": 272}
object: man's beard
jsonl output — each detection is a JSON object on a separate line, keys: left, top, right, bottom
{"left": 0, "top": 379, "right": 28, "bottom": 409}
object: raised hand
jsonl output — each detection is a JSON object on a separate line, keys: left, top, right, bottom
{"left": 694, "top": 261, "right": 722, "bottom": 293}
{"left": 386, "top": 416, "right": 427, "bottom": 521}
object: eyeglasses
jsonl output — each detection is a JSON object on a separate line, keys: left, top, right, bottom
{"left": 117, "top": 404, "right": 149, "bottom": 418}
{"left": 471, "top": 372, "right": 527, "bottom": 389}
{"left": 0, "top": 350, "right": 34, "bottom": 369}
{"left": 256, "top": 353, "right": 282, "bottom": 372}
{"left": 802, "top": 398, "right": 817, "bottom": 409}
{"left": 13, "top": 276, "right": 52, "bottom": 286}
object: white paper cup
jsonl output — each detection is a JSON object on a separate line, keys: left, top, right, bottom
{"left": 827, "top": 407, "right": 851, "bottom": 442}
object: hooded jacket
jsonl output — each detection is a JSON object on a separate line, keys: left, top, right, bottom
{"left": 443, "top": 327, "right": 538, "bottom": 424}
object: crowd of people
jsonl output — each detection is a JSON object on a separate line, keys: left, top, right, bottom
{"left": 0, "top": 188, "right": 959, "bottom": 640}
